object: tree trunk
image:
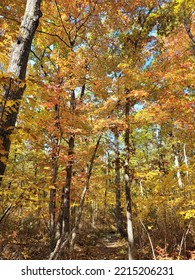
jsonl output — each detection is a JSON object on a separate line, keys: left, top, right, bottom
{"left": 0, "top": 0, "right": 42, "bottom": 185}
{"left": 49, "top": 103, "right": 63, "bottom": 249}
{"left": 124, "top": 98, "right": 135, "bottom": 260}
{"left": 183, "top": 144, "right": 189, "bottom": 184}
{"left": 49, "top": 135, "right": 101, "bottom": 260}
{"left": 51, "top": 90, "right": 76, "bottom": 257}
{"left": 114, "top": 127, "right": 125, "bottom": 237}
{"left": 62, "top": 135, "right": 75, "bottom": 235}
{"left": 172, "top": 143, "right": 183, "bottom": 189}
{"left": 103, "top": 152, "right": 111, "bottom": 228}
{"left": 61, "top": 90, "right": 76, "bottom": 237}
{"left": 69, "top": 135, "right": 102, "bottom": 257}
{"left": 156, "top": 126, "right": 168, "bottom": 174}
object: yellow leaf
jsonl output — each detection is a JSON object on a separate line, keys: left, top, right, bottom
{"left": 147, "top": 225, "right": 153, "bottom": 230}
{"left": 0, "top": 156, "right": 7, "bottom": 164}
{"left": 6, "top": 100, "right": 16, "bottom": 107}
{"left": 44, "top": 167, "right": 50, "bottom": 170}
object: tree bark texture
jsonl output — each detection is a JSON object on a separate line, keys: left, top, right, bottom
{"left": 0, "top": 0, "right": 42, "bottom": 185}
{"left": 53, "top": 90, "right": 76, "bottom": 255}
{"left": 49, "top": 103, "right": 63, "bottom": 249}
{"left": 172, "top": 143, "right": 183, "bottom": 189}
{"left": 124, "top": 98, "right": 135, "bottom": 260}
{"left": 114, "top": 127, "right": 125, "bottom": 237}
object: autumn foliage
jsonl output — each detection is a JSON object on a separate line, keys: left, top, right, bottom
{"left": 0, "top": 0, "right": 194, "bottom": 260}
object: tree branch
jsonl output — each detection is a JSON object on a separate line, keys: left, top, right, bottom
{"left": 183, "top": 4, "right": 195, "bottom": 44}
{"left": 0, "top": 203, "right": 12, "bottom": 223}
{"left": 37, "top": 30, "right": 71, "bottom": 48}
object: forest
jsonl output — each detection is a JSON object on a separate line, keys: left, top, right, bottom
{"left": 0, "top": 0, "right": 194, "bottom": 260}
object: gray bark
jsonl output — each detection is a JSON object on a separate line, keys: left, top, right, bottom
{"left": 172, "top": 143, "right": 183, "bottom": 189}
{"left": 0, "top": 0, "right": 42, "bottom": 185}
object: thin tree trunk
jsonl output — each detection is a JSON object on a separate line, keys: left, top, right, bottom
{"left": 183, "top": 144, "right": 189, "bottom": 183}
{"left": 114, "top": 127, "right": 125, "bottom": 237}
{"left": 172, "top": 144, "right": 183, "bottom": 189}
{"left": 69, "top": 135, "right": 102, "bottom": 258}
{"left": 50, "top": 86, "right": 85, "bottom": 259}
{"left": 103, "top": 152, "right": 111, "bottom": 228}
{"left": 0, "top": 203, "right": 12, "bottom": 224}
{"left": 49, "top": 135, "right": 101, "bottom": 259}
{"left": 124, "top": 98, "right": 135, "bottom": 260}
{"left": 139, "top": 217, "right": 156, "bottom": 260}
{"left": 103, "top": 188, "right": 107, "bottom": 228}
{"left": 48, "top": 97, "right": 63, "bottom": 249}
{"left": 156, "top": 126, "right": 168, "bottom": 174}
{"left": 62, "top": 135, "right": 75, "bottom": 234}
{"left": 139, "top": 180, "right": 144, "bottom": 197}
{"left": 163, "top": 202, "right": 167, "bottom": 253}
{"left": 178, "top": 220, "right": 192, "bottom": 258}
{"left": 0, "top": 0, "right": 42, "bottom": 185}
{"left": 91, "top": 200, "right": 98, "bottom": 228}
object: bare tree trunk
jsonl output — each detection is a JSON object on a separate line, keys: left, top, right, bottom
{"left": 172, "top": 143, "right": 183, "bottom": 189}
{"left": 156, "top": 126, "right": 168, "bottom": 174}
{"left": 69, "top": 135, "right": 102, "bottom": 256}
{"left": 103, "top": 152, "right": 111, "bottom": 228}
{"left": 113, "top": 127, "right": 125, "bottom": 237}
{"left": 183, "top": 144, "right": 189, "bottom": 183}
{"left": 124, "top": 98, "right": 135, "bottom": 260}
{"left": 139, "top": 217, "right": 156, "bottom": 260}
{"left": 49, "top": 102, "right": 63, "bottom": 249}
{"left": 49, "top": 162, "right": 57, "bottom": 249}
{"left": 54, "top": 90, "right": 76, "bottom": 255}
{"left": 62, "top": 135, "right": 75, "bottom": 234}
{"left": 139, "top": 180, "right": 144, "bottom": 197}
{"left": 0, "top": 0, "right": 42, "bottom": 185}
{"left": 91, "top": 200, "right": 98, "bottom": 228}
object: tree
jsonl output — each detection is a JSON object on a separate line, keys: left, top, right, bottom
{"left": 0, "top": 0, "right": 42, "bottom": 185}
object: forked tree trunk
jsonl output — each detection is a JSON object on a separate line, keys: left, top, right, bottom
{"left": 49, "top": 135, "right": 101, "bottom": 260}
{"left": 0, "top": 0, "right": 42, "bottom": 185}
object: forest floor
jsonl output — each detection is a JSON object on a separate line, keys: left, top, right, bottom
{"left": 1, "top": 223, "right": 194, "bottom": 260}
{"left": 72, "top": 228, "right": 195, "bottom": 260}
{"left": 73, "top": 231, "right": 128, "bottom": 260}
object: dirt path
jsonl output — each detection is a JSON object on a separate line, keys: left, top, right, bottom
{"left": 73, "top": 232, "right": 128, "bottom": 260}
